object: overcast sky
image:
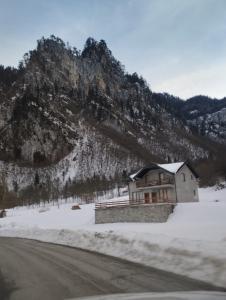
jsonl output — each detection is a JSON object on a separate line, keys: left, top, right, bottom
{"left": 0, "top": 0, "right": 226, "bottom": 99}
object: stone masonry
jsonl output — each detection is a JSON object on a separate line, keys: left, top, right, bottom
{"left": 95, "top": 203, "right": 175, "bottom": 224}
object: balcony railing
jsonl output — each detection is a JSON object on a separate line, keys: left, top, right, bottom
{"left": 136, "top": 178, "right": 174, "bottom": 188}
{"left": 95, "top": 198, "right": 175, "bottom": 210}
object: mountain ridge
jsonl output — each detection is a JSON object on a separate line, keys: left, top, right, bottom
{"left": 0, "top": 35, "right": 226, "bottom": 205}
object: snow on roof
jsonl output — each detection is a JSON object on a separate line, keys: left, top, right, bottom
{"left": 129, "top": 162, "right": 185, "bottom": 181}
{"left": 130, "top": 168, "right": 143, "bottom": 180}
{"left": 157, "top": 162, "right": 185, "bottom": 174}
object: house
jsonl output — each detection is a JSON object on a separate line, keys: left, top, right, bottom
{"left": 95, "top": 161, "right": 199, "bottom": 224}
{"left": 129, "top": 161, "right": 199, "bottom": 204}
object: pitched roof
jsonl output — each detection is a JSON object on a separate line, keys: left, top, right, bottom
{"left": 129, "top": 163, "right": 160, "bottom": 181}
{"left": 129, "top": 161, "right": 199, "bottom": 181}
{"left": 157, "top": 162, "right": 184, "bottom": 174}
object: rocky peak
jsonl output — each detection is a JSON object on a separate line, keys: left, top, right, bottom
{"left": 82, "top": 38, "right": 111, "bottom": 60}
{"left": 0, "top": 35, "right": 226, "bottom": 197}
{"left": 82, "top": 38, "right": 124, "bottom": 76}
{"left": 30, "top": 35, "right": 76, "bottom": 65}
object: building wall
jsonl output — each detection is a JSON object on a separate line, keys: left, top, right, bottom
{"left": 95, "top": 204, "right": 175, "bottom": 224}
{"left": 135, "top": 169, "right": 173, "bottom": 186}
{"left": 128, "top": 170, "right": 176, "bottom": 203}
{"left": 129, "top": 164, "right": 199, "bottom": 203}
{"left": 167, "top": 187, "right": 177, "bottom": 202}
{"left": 175, "top": 165, "right": 199, "bottom": 202}
{"left": 129, "top": 186, "right": 176, "bottom": 203}
{"left": 128, "top": 181, "right": 136, "bottom": 199}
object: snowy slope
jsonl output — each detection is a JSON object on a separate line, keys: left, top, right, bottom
{"left": 0, "top": 124, "right": 142, "bottom": 191}
{"left": 0, "top": 187, "right": 226, "bottom": 287}
{"left": 2, "top": 36, "right": 223, "bottom": 197}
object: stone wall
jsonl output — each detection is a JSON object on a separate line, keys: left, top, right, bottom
{"left": 95, "top": 203, "right": 175, "bottom": 224}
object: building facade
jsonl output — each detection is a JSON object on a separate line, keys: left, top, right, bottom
{"left": 129, "top": 162, "right": 199, "bottom": 203}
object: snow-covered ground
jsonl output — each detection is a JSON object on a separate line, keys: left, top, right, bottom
{"left": 0, "top": 187, "right": 226, "bottom": 288}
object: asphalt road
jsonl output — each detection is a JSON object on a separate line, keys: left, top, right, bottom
{"left": 0, "top": 237, "right": 224, "bottom": 300}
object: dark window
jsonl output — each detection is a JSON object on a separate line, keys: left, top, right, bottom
{"left": 194, "top": 189, "right": 196, "bottom": 196}
{"left": 181, "top": 173, "right": 186, "bottom": 182}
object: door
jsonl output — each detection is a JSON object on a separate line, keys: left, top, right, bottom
{"left": 144, "top": 193, "right": 150, "bottom": 203}
{"left": 152, "top": 192, "right": 158, "bottom": 203}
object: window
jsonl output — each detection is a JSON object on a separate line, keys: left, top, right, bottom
{"left": 181, "top": 173, "right": 186, "bottom": 182}
{"left": 193, "top": 189, "right": 196, "bottom": 196}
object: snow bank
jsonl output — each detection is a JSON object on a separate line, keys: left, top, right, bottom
{"left": 0, "top": 187, "right": 226, "bottom": 288}
{"left": 73, "top": 291, "right": 226, "bottom": 300}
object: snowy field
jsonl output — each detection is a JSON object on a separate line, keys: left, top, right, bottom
{"left": 0, "top": 187, "right": 226, "bottom": 288}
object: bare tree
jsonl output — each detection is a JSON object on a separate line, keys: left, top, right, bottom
{"left": 0, "top": 172, "right": 7, "bottom": 209}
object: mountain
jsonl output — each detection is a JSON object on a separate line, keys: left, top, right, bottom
{"left": 0, "top": 36, "right": 226, "bottom": 206}
{"left": 183, "top": 96, "right": 226, "bottom": 143}
{"left": 154, "top": 93, "right": 226, "bottom": 143}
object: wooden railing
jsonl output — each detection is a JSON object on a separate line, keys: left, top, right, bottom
{"left": 136, "top": 178, "right": 174, "bottom": 188}
{"left": 95, "top": 199, "right": 131, "bottom": 209}
{"left": 95, "top": 199, "right": 174, "bottom": 210}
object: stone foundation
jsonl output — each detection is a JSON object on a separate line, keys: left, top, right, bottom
{"left": 95, "top": 203, "right": 175, "bottom": 224}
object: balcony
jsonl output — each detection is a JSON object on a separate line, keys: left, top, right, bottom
{"left": 136, "top": 177, "right": 174, "bottom": 188}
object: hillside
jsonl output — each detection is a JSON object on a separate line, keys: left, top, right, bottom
{"left": 0, "top": 36, "right": 226, "bottom": 206}
{"left": 154, "top": 93, "right": 226, "bottom": 143}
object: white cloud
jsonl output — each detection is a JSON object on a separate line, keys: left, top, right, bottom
{"left": 0, "top": 0, "right": 226, "bottom": 99}
{"left": 153, "top": 62, "right": 226, "bottom": 99}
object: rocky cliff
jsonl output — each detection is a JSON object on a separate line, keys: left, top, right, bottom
{"left": 0, "top": 36, "right": 225, "bottom": 201}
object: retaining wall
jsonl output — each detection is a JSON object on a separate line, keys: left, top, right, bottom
{"left": 95, "top": 203, "right": 175, "bottom": 224}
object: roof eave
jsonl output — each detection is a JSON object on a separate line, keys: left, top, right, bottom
{"left": 176, "top": 161, "right": 199, "bottom": 178}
